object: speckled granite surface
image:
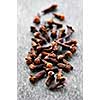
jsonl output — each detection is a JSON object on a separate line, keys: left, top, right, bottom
{"left": 17, "top": 0, "right": 83, "bottom": 100}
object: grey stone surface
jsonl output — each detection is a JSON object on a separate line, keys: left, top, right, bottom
{"left": 17, "top": 0, "right": 83, "bottom": 100}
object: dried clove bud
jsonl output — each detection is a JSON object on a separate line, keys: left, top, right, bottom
{"left": 42, "top": 4, "right": 58, "bottom": 14}
{"left": 33, "top": 15, "right": 40, "bottom": 24}
{"left": 39, "top": 25, "right": 50, "bottom": 42}
{"left": 65, "top": 25, "right": 74, "bottom": 39}
{"left": 56, "top": 40, "right": 72, "bottom": 50}
{"left": 51, "top": 41, "right": 59, "bottom": 52}
{"left": 29, "top": 63, "right": 45, "bottom": 71}
{"left": 31, "top": 41, "right": 38, "bottom": 47}
{"left": 47, "top": 19, "right": 63, "bottom": 29}
{"left": 64, "top": 39, "right": 78, "bottom": 46}
{"left": 42, "top": 59, "right": 53, "bottom": 69}
{"left": 29, "top": 70, "right": 46, "bottom": 84}
{"left": 34, "top": 53, "right": 42, "bottom": 65}
{"left": 56, "top": 69, "right": 63, "bottom": 81}
{"left": 57, "top": 61, "right": 73, "bottom": 73}
{"left": 49, "top": 76, "right": 66, "bottom": 90}
{"left": 53, "top": 13, "right": 65, "bottom": 21}
{"left": 45, "top": 67, "right": 59, "bottom": 73}
{"left": 31, "top": 37, "right": 44, "bottom": 46}
{"left": 45, "top": 71, "right": 55, "bottom": 87}
{"left": 30, "top": 26, "right": 38, "bottom": 33}
{"left": 34, "top": 32, "right": 47, "bottom": 44}
{"left": 44, "top": 56, "right": 58, "bottom": 64}
{"left": 25, "top": 56, "right": 33, "bottom": 65}
{"left": 51, "top": 28, "right": 57, "bottom": 38}
{"left": 58, "top": 28, "right": 66, "bottom": 38}
{"left": 36, "top": 45, "right": 51, "bottom": 52}
{"left": 42, "top": 51, "right": 56, "bottom": 58}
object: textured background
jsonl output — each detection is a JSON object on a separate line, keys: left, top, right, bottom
{"left": 17, "top": 0, "right": 83, "bottom": 100}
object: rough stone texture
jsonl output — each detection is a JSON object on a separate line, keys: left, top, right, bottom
{"left": 17, "top": 0, "right": 83, "bottom": 100}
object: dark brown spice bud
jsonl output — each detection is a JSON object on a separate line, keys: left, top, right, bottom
{"left": 42, "top": 4, "right": 58, "bottom": 14}
{"left": 45, "top": 71, "right": 55, "bottom": 87}
{"left": 33, "top": 15, "right": 40, "bottom": 24}
{"left": 53, "top": 13, "right": 65, "bottom": 21}
{"left": 29, "top": 63, "right": 45, "bottom": 71}
{"left": 64, "top": 39, "right": 78, "bottom": 45}
{"left": 31, "top": 41, "right": 38, "bottom": 47}
{"left": 51, "top": 28, "right": 57, "bottom": 38}
{"left": 58, "top": 28, "right": 66, "bottom": 38}
{"left": 34, "top": 32, "right": 47, "bottom": 44}
{"left": 29, "top": 70, "right": 46, "bottom": 84}
{"left": 44, "top": 56, "right": 58, "bottom": 64}
{"left": 39, "top": 25, "right": 50, "bottom": 42}
{"left": 65, "top": 25, "right": 74, "bottom": 39}
{"left": 30, "top": 26, "right": 38, "bottom": 33}
{"left": 34, "top": 53, "right": 42, "bottom": 65}
{"left": 25, "top": 56, "right": 33, "bottom": 65}
{"left": 42, "top": 51, "right": 56, "bottom": 58}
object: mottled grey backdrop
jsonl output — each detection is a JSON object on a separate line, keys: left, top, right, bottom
{"left": 17, "top": 0, "right": 83, "bottom": 100}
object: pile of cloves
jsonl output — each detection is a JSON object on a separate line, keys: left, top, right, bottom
{"left": 25, "top": 4, "right": 78, "bottom": 90}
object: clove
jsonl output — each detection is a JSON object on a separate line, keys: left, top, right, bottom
{"left": 29, "top": 70, "right": 46, "bottom": 84}
{"left": 29, "top": 63, "right": 45, "bottom": 71}
{"left": 34, "top": 32, "right": 47, "bottom": 44}
{"left": 45, "top": 71, "right": 55, "bottom": 87}
{"left": 42, "top": 4, "right": 58, "bottom": 14}
{"left": 30, "top": 26, "right": 38, "bottom": 33}
{"left": 53, "top": 13, "right": 65, "bottom": 21}
{"left": 33, "top": 15, "right": 40, "bottom": 24}
{"left": 65, "top": 25, "right": 74, "bottom": 39}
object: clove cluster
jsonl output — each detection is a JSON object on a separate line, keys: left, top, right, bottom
{"left": 25, "top": 4, "right": 78, "bottom": 90}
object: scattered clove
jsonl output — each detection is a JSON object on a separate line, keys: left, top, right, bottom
{"left": 25, "top": 4, "right": 78, "bottom": 91}
{"left": 45, "top": 71, "right": 55, "bottom": 87}
{"left": 53, "top": 13, "right": 65, "bottom": 21}
{"left": 33, "top": 15, "right": 40, "bottom": 24}
{"left": 30, "top": 26, "right": 38, "bottom": 33}
{"left": 29, "top": 70, "right": 46, "bottom": 84}
{"left": 42, "top": 4, "right": 58, "bottom": 14}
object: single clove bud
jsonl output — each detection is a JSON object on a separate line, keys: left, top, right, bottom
{"left": 56, "top": 69, "right": 63, "bottom": 81}
{"left": 42, "top": 4, "right": 58, "bottom": 14}
{"left": 49, "top": 76, "right": 66, "bottom": 90}
{"left": 57, "top": 50, "right": 72, "bottom": 61}
{"left": 30, "top": 26, "right": 38, "bottom": 33}
{"left": 42, "top": 51, "right": 56, "bottom": 58}
{"left": 65, "top": 25, "right": 74, "bottom": 39}
{"left": 39, "top": 25, "right": 50, "bottom": 42}
{"left": 56, "top": 40, "right": 72, "bottom": 50}
{"left": 31, "top": 41, "right": 38, "bottom": 48}
{"left": 63, "top": 59, "right": 73, "bottom": 72}
{"left": 29, "top": 63, "right": 45, "bottom": 71}
{"left": 51, "top": 41, "right": 59, "bottom": 52}
{"left": 28, "top": 48, "right": 37, "bottom": 58}
{"left": 45, "top": 71, "right": 55, "bottom": 87}
{"left": 47, "top": 19, "right": 63, "bottom": 29}
{"left": 53, "top": 13, "right": 65, "bottom": 21}
{"left": 57, "top": 61, "right": 73, "bottom": 73}
{"left": 34, "top": 32, "right": 47, "bottom": 44}
{"left": 34, "top": 53, "right": 42, "bottom": 65}
{"left": 51, "top": 28, "right": 57, "bottom": 38}
{"left": 58, "top": 28, "right": 66, "bottom": 38}
{"left": 29, "top": 70, "right": 46, "bottom": 84}
{"left": 44, "top": 56, "right": 58, "bottom": 64}
{"left": 33, "top": 15, "right": 40, "bottom": 24}
{"left": 64, "top": 39, "right": 78, "bottom": 46}
{"left": 45, "top": 67, "right": 59, "bottom": 73}
{"left": 36, "top": 45, "right": 51, "bottom": 53}
{"left": 42, "top": 59, "right": 53, "bottom": 69}
{"left": 25, "top": 56, "right": 33, "bottom": 65}
{"left": 31, "top": 37, "right": 44, "bottom": 46}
